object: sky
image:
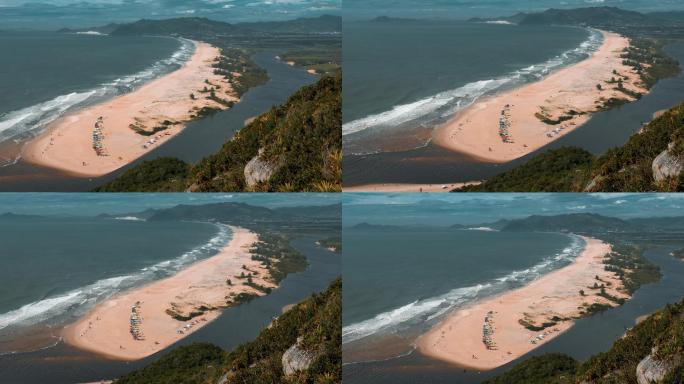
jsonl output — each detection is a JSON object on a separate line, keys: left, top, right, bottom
{"left": 343, "top": 193, "right": 684, "bottom": 227}
{"left": 0, "top": 193, "right": 340, "bottom": 216}
{"left": 0, "top": 0, "right": 340, "bottom": 29}
{"left": 343, "top": 0, "right": 684, "bottom": 20}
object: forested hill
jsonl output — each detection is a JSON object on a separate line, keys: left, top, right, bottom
{"left": 471, "top": 6, "right": 683, "bottom": 28}
{"left": 95, "top": 75, "right": 341, "bottom": 192}
{"left": 95, "top": 15, "right": 341, "bottom": 36}
{"left": 457, "top": 103, "right": 684, "bottom": 192}
{"left": 115, "top": 278, "right": 341, "bottom": 384}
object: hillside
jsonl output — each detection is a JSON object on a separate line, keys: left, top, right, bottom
{"left": 458, "top": 103, "right": 684, "bottom": 192}
{"left": 115, "top": 278, "right": 341, "bottom": 384}
{"left": 486, "top": 295, "right": 684, "bottom": 384}
{"left": 95, "top": 75, "right": 341, "bottom": 192}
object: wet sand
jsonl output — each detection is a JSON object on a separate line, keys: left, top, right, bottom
{"left": 343, "top": 181, "right": 481, "bottom": 193}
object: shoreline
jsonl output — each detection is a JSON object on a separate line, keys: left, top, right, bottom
{"left": 416, "top": 236, "right": 628, "bottom": 371}
{"left": 342, "top": 181, "right": 481, "bottom": 193}
{"left": 20, "top": 40, "right": 237, "bottom": 177}
{"left": 433, "top": 30, "right": 648, "bottom": 163}
{"left": 63, "top": 226, "right": 276, "bottom": 361}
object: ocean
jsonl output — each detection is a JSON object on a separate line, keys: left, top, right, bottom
{"left": 0, "top": 31, "right": 187, "bottom": 162}
{"left": 342, "top": 20, "right": 595, "bottom": 154}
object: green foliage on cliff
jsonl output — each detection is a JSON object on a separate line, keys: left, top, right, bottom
{"left": 114, "top": 278, "right": 341, "bottom": 384}
{"left": 96, "top": 75, "right": 341, "bottom": 192}
{"left": 459, "top": 102, "right": 684, "bottom": 192}
{"left": 487, "top": 296, "right": 684, "bottom": 384}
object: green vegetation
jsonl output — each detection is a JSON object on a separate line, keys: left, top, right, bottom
{"left": 484, "top": 353, "right": 579, "bottom": 384}
{"left": 458, "top": 103, "right": 684, "bottom": 192}
{"left": 96, "top": 75, "right": 341, "bottom": 192}
{"left": 251, "top": 233, "right": 308, "bottom": 284}
{"left": 488, "top": 296, "right": 684, "bottom": 383}
{"left": 457, "top": 147, "right": 594, "bottom": 192}
{"left": 95, "top": 157, "right": 191, "bottom": 192}
{"left": 114, "top": 278, "right": 341, "bottom": 384}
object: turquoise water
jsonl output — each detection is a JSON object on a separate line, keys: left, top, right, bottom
{"left": 342, "top": 20, "right": 596, "bottom": 154}
{"left": 0, "top": 32, "right": 185, "bottom": 152}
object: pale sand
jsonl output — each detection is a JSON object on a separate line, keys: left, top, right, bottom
{"left": 63, "top": 226, "right": 275, "bottom": 360}
{"left": 417, "top": 237, "right": 629, "bottom": 370}
{"left": 343, "top": 181, "right": 481, "bottom": 193}
{"left": 433, "top": 31, "right": 647, "bottom": 163}
{"left": 22, "top": 40, "right": 237, "bottom": 177}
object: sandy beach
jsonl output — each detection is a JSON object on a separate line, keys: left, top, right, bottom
{"left": 63, "top": 226, "right": 276, "bottom": 360}
{"left": 22, "top": 40, "right": 237, "bottom": 177}
{"left": 417, "top": 237, "right": 628, "bottom": 370}
{"left": 433, "top": 31, "right": 647, "bottom": 163}
{"left": 343, "top": 181, "right": 481, "bottom": 193}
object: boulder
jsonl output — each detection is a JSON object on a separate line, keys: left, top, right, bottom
{"left": 636, "top": 348, "right": 679, "bottom": 384}
{"left": 652, "top": 143, "right": 684, "bottom": 182}
{"left": 244, "top": 149, "right": 279, "bottom": 188}
{"left": 282, "top": 337, "right": 316, "bottom": 376}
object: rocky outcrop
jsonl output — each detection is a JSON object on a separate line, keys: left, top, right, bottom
{"left": 652, "top": 143, "right": 684, "bottom": 182}
{"left": 636, "top": 347, "right": 680, "bottom": 384}
{"left": 244, "top": 148, "right": 279, "bottom": 188}
{"left": 282, "top": 337, "right": 316, "bottom": 376}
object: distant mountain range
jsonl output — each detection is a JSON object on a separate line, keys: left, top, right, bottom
{"left": 348, "top": 213, "right": 684, "bottom": 234}
{"left": 57, "top": 15, "right": 341, "bottom": 36}
{"left": 469, "top": 6, "right": 684, "bottom": 27}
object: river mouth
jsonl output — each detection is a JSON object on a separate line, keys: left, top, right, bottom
{"left": 0, "top": 52, "right": 315, "bottom": 191}
{"left": 343, "top": 42, "right": 684, "bottom": 187}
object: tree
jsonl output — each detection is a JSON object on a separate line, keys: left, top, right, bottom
{"left": 189, "top": 93, "right": 196, "bottom": 100}
{"left": 579, "top": 290, "right": 585, "bottom": 296}
{"left": 596, "top": 84, "right": 602, "bottom": 91}
{"left": 247, "top": 276, "right": 253, "bottom": 283}
{"left": 226, "top": 279, "right": 232, "bottom": 286}
{"left": 617, "top": 79, "right": 624, "bottom": 89}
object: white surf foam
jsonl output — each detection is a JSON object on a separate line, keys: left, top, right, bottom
{"left": 0, "top": 37, "right": 195, "bottom": 147}
{"left": 465, "top": 226, "right": 498, "bottom": 232}
{"left": 113, "top": 216, "right": 146, "bottom": 221}
{"left": 0, "top": 223, "right": 232, "bottom": 331}
{"left": 342, "top": 28, "right": 603, "bottom": 138}
{"left": 342, "top": 234, "right": 585, "bottom": 344}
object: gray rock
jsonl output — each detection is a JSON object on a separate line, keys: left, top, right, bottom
{"left": 282, "top": 337, "right": 316, "bottom": 376}
{"left": 244, "top": 148, "right": 279, "bottom": 188}
{"left": 636, "top": 348, "right": 679, "bottom": 384}
{"left": 652, "top": 143, "right": 684, "bottom": 182}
